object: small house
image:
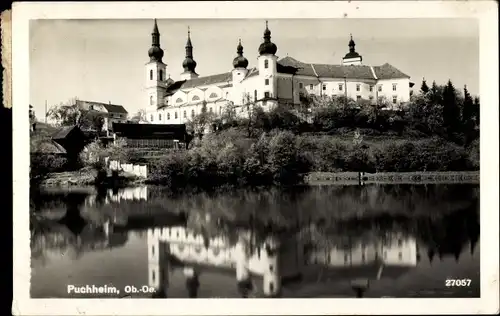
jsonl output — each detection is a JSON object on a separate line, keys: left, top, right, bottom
{"left": 75, "top": 100, "right": 129, "bottom": 133}
{"left": 52, "top": 125, "right": 87, "bottom": 159}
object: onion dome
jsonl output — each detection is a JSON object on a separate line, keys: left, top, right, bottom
{"left": 182, "top": 27, "right": 197, "bottom": 73}
{"left": 258, "top": 21, "right": 277, "bottom": 56}
{"left": 232, "top": 39, "right": 249, "bottom": 69}
{"left": 148, "top": 19, "right": 164, "bottom": 62}
{"left": 344, "top": 34, "right": 361, "bottom": 59}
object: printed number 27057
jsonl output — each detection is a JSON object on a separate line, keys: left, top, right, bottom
{"left": 445, "top": 279, "right": 471, "bottom": 287}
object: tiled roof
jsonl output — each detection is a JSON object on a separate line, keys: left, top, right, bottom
{"left": 113, "top": 123, "right": 187, "bottom": 140}
{"left": 76, "top": 100, "right": 128, "bottom": 114}
{"left": 166, "top": 72, "right": 233, "bottom": 95}
{"left": 31, "top": 138, "right": 67, "bottom": 154}
{"left": 372, "top": 63, "right": 410, "bottom": 79}
{"left": 52, "top": 125, "right": 78, "bottom": 139}
{"left": 277, "top": 56, "right": 410, "bottom": 80}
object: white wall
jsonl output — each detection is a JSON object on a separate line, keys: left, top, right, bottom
{"left": 375, "top": 78, "right": 411, "bottom": 106}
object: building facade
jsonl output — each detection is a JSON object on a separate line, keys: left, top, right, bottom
{"left": 144, "top": 20, "right": 413, "bottom": 125}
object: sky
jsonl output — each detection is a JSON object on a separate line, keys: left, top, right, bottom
{"left": 30, "top": 18, "right": 479, "bottom": 118}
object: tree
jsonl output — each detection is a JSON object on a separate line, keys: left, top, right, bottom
{"left": 473, "top": 96, "right": 480, "bottom": 127}
{"left": 461, "top": 85, "right": 476, "bottom": 144}
{"left": 441, "top": 80, "right": 462, "bottom": 140}
{"left": 46, "top": 97, "right": 106, "bottom": 131}
{"left": 429, "top": 81, "right": 443, "bottom": 105}
{"left": 186, "top": 101, "right": 217, "bottom": 139}
{"left": 420, "top": 78, "right": 430, "bottom": 94}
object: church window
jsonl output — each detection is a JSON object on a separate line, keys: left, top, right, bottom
{"left": 322, "top": 84, "right": 326, "bottom": 91}
{"left": 299, "top": 82, "right": 303, "bottom": 89}
{"left": 159, "top": 114, "right": 162, "bottom": 121}
{"left": 191, "top": 109, "right": 195, "bottom": 117}
{"left": 356, "top": 84, "right": 360, "bottom": 92}
{"left": 269, "top": 264, "right": 274, "bottom": 272}
{"left": 369, "top": 95, "right": 374, "bottom": 100}
{"left": 392, "top": 96, "right": 397, "bottom": 104}
{"left": 369, "top": 85, "right": 374, "bottom": 92}
{"left": 176, "top": 98, "right": 183, "bottom": 103}
{"left": 167, "top": 112, "right": 170, "bottom": 120}
{"left": 159, "top": 70, "right": 163, "bottom": 81}
{"left": 356, "top": 95, "right": 361, "bottom": 101}
{"left": 378, "top": 85, "right": 383, "bottom": 92}
{"left": 192, "top": 95, "right": 200, "bottom": 101}
{"left": 339, "top": 84, "right": 343, "bottom": 91}
{"left": 183, "top": 110, "right": 187, "bottom": 118}
{"left": 392, "top": 83, "right": 397, "bottom": 91}
{"left": 150, "top": 114, "right": 154, "bottom": 122}
{"left": 254, "top": 90, "right": 257, "bottom": 101}
{"left": 209, "top": 107, "right": 213, "bottom": 113}
{"left": 264, "top": 91, "right": 270, "bottom": 98}
{"left": 175, "top": 112, "right": 178, "bottom": 119}
{"left": 150, "top": 70, "right": 153, "bottom": 80}
{"left": 150, "top": 96, "right": 154, "bottom": 105}
{"left": 264, "top": 60, "right": 269, "bottom": 68}
{"left": 309, "top": 84, "right": 313, "bottom": 90}
{"left": 209, "top": 92, "right": 218, "bottom": 98}
{"left": 265, "top": 79, "right": 269, "bottom": 86}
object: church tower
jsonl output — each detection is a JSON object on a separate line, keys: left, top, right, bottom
{"left": 231, "top": 39, "right": 249, "bottom": 105}
{"left": 148, "top": 229, "right": 170, "bottom": 297}
{"left": 145, "top": 19, "right": 168, "bottom": 117}
{"left": 257, "top": 21, "right": 278, "bottom": 108}
{"left": 342, "top": 34, "right": 363, "bottom": 66}
{"left": 180, "top": 27, "right": 199, "bottom": 81}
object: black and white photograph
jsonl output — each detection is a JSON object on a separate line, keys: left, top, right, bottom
{"left": 12, "top": 1, "right": 498, "bottom": 315}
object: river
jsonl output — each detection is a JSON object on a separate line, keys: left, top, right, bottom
{"left": 30, "top": 183, "right": 480, "bottom": 298}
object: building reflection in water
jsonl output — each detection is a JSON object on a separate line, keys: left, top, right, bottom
{"left": 146, "top": 225, "right": 419, "bottom": 298}
{"left": 85, "top": 186, "right": 149, "bottom": 206}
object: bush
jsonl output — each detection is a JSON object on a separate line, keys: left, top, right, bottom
{"left": 30, "top": 153, "right": 68, "bottom": 181}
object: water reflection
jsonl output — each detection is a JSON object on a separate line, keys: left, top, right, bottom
{"left": 30, "top": 184, "right": 480, "bottom": 298}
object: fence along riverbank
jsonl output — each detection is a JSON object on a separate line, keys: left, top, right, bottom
{"left": 305, "top": 171, "right": 480, "bottom": 185}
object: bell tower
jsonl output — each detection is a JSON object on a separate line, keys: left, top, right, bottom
{"left": 145, "top": 19, "right": 168, "bottom": 121}
{"left": 257, "top": 21, "right": 278, "bottom": 108}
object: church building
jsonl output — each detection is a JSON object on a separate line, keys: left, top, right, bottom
{"left": 144, "top": 19, "right": 413, "bottom": 125}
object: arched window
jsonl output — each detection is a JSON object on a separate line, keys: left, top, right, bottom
{"left": 254, "top": 90, "right": 257, "bottom": 101}
{"left": 209, "top": 92, "right": 218, "bottom": 98}
{"left": 192, "top": 95, "right": 200, "bottom": 101}
{"left": 150, "top": 114, "right": 154, "bottom": 122}
{"left": 159, "top": 70, "right": 163, "bottom": 81}
{"left": 159, "top": 113, "right": 162, "bottom": 121}
{"left": 183, "top": 110, "right": 187, "bottom": 118}
{"left": 176, "top": 98, "right": 183, "bottom": 103}
{"left": 174, "top": 112, "right": 178, "bottom": 119}
{"left": 209, "top": 107, "right": 213, "bottom": 113}
{"left": 167, "top": 112, "right": 170, "bottom": 120}
{"left": 264, "top": 60, "right": 269, "bottom": 69}
{"left": 150, "top": 95, "right": 153, "bottom": 105}
{"left": 191, "top": 109, "right": 195, "bottom": 117}
{"left": 150, "top": 70, "right": 153, "bottom": 80}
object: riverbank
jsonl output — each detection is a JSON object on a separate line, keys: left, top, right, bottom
{"left": 35, "top": 167, "right": 145, "bottom": 187}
